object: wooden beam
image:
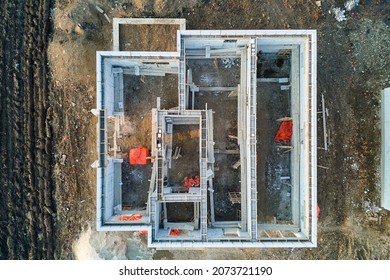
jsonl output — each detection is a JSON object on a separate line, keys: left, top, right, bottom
{"left": 276, "top": 117, "right": 292, "bottom": 122}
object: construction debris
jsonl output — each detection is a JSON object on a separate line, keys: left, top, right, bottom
{"left": 319, "top": 93, "right": 329, "bottom": 151}
{"left": 333, "top": 0, "right": 360, "bottom": 22}
{"left": 129, "top": 147, "right": 150, "bottom": 165}
{"left": 95, "top": 5, "right": 111, "bottom": 23}
{"left": 183, "top": 176, "right": 200, "bottom": 189}
{"left": 362, "top": 199, "right": 381, "bottom": 214}
{"left": 232, "top": 160, "right": 241, "bottom": 169}
{"left": 275, "top": 120, "right": 293, "bottom": 142}
{"left": 345, "top": 0, "right": 359, "bottom": 11}
{"left": 333, "top": 7, "right": 347, "bottom": 22}
{"left": 59, "top": 154, "right": 67, "bottom": 165}
{"left": 317, "top": 203, "right": 320, "bottom": 219}
{"left": 104, "top": 13, "right": 111, "bottom": 23}
{"left": 169, "top": 229, "right": 181, "bottom": 236}
{"left": 118, "top": 214, "right": 143, "bottom": 221}
{"left": 172, "top": 146, "right": 182, "bottom": 159}
{"left": 95, "top": 5, "right": 104, "bottom": 14}
{"left": 228, "top": 192, "right": 241, "bottom": 204}
{"left": 222, "top": 58, "right": 239, "bottom": 68}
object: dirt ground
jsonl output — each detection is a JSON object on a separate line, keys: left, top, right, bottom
{"left": 257, "top": 82, "right": 292, "bottom": 223}
{"left": 1, "top": 0, "right": 390, "bottom": 259}
{"left": 119, "top": 24, "right": 180, "bottom": 51}
{"left": 0, "top": 0, "right": 56, "bottom": 259}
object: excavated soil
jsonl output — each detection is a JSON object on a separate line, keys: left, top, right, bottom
{"left": 1, "top": 0, "right": 390, "bottom": 259}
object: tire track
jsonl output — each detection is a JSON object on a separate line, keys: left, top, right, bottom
{"left": 0, "top": 0, "right": 56, "bottom": 259}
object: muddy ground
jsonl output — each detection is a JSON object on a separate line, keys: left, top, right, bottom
{"left": 0, "top": 0, "right": 56, "bottom": 259}
{"left": 1, "top": 0, "right": 390, "bottom": 259}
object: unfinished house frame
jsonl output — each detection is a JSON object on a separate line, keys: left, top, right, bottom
{"left": 93, "top": 18, "right": 317, "bottom": 248}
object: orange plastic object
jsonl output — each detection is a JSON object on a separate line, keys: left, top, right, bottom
{"left": 129, "top": 147, "right": 150, "bottom": 165}
{"left": 275, "top": 120, "right": 293, "bottom": 142}
{"left": 183, "top": 176, "right": 200, "bottom": 189}
{"left": 118, "top": 214, "right": 143, "bottom": 221}
{"left": 317, "top": 203, "right": 320, "bottom": 220}
{"left": 169, "top": 229, "right": 181, "bottom": 236}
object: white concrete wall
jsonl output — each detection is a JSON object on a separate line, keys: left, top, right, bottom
{"left": 96, "top": 52, "right": 103, "bottom": 110}
{"left": 309, "top": 31, "right": 318, "bottom": 246}
{"left": 113, "top": 18, "right": 186, "bottom": 51}
{"left": 299, "top": 38, "right": 310, "bottom": 239}
{"left": 149, "top": 240, "right": 316, "bottom": 249}
{"left": 382, "top": 88, "right": 390, "bottom": 211}
{"left": 104, "top": 160, "right": 115, "bottom": 220}
{"left": 104, "top": 59, "right": 115, "bottom": 116}
{"left": 96, "top": 167, "right": 103, "bottom": 230}
{"left": 184, "top": 38, "right": 250, "bottom": 49}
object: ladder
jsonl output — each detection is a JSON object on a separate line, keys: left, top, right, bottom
{"left": 149, "top": 196, "right": 157, "bottom": 240}
{"left": 200, "top": 110, "right": 208, "bottom": 240}
{"left": 307, "top": 34, "right": 315, "bottom": 239}
{"left": 99, "top": 109, "right": 106, "bottom": 167}
{"left": 178, "top": 38, "right": 186, "bottom": 112}
{"left": 156, "top": 112, "right": 164, "bottom": 199}
{"left": 249, "top": 41, "right": 258, "bottom": 240}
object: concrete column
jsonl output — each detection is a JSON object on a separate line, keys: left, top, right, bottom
{"left": 194, "top": 202, "right": 199, "bottom": 229}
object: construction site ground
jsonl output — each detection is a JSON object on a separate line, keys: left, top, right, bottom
{"left": 1, "top": 0, "right": 390, "bottom": 260}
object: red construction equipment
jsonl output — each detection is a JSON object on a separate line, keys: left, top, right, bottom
{"left": 275, "top": 120, "right": 293, "bottom": 142}
{"left": 129, "top": 147, "right": 150, "bottom": 165}
{"left": 183, "top": 176, "right": 200, "bottom": 189}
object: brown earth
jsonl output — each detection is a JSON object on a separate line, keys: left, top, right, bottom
{"left": 1, "top": 0, "right": 390, "bottom": 259}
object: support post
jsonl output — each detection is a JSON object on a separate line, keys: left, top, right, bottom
{"left": 322, "top": 93, "right": 328, "bottom": 151}
{"left": 194, "top": 202, "right": 199, "bottom": 230}
{"left": 208, "top": 178, "right": 215, "bottom": 224}
{"left": 163, "top": 202, "right": 168, "bottom": 227}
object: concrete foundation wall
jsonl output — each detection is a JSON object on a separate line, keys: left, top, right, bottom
{"left": 382, "top": 88, "right": 390, "bottom": 211}
{"left": 113, "top": 18, "right": 186, "bottom": 51}
{"left": 96, "top": 167, "right": 103, "bottom": 229}
{"left": 104, "top": 59, "right": 115, "bottom": 116}
{"left": 104, "top": 160, "right": 115, "bottom": 220}
{"left": 95, "top": 26, "right": 317, "bottom": 247}
{"left": 309, "top": 31, "right": 318, "bottom": 246}
{"left": 184, "top": 38, "right": 250, "bottom": 50}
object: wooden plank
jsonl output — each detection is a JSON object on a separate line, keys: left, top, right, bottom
{"left": 276, "top": 117, "right": 292, "bottom": 122}
{"left": 232, "top": 160, "right": 241, "bottom": 169}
